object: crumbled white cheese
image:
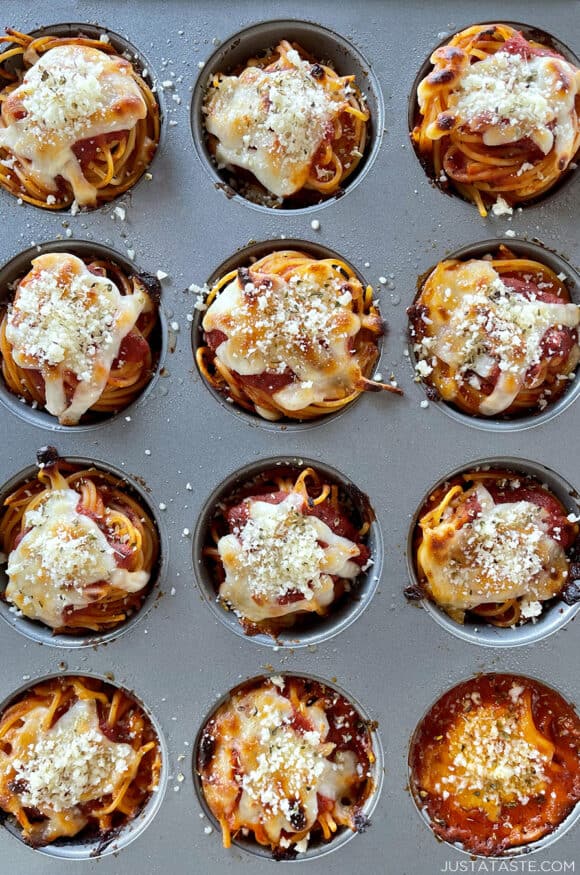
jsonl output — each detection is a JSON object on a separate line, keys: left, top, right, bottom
{"left": 491, "top": 196, "right": 513, "bottom": 217}
{"left": 5, "top": 252, "right": 145, "bottom": 424}
{"left": 5, "top": 489, "right": 148, "bottom": 627}
{"left": 519, "top": 597, "right": 543, "bottom": 619}
{"left": 217, "top": 492, "right": 361, "bottom": 622}
{"left": 12, "top": 699, "right": 136, "bottom": 812}
{"left": 205, "top": 49, "right": 352, "bottom": 197}
{"left": 451, "top": 51, "right": 579, "bottom": 162}
{"left": 444, "top": 701, "right": 548, "bottom": 808}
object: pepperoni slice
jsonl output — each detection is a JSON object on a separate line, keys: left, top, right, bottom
{"left": 502, "top": 275, "right": 563, "bottom": 304}
{"left": 225, "top": 489, "right": 368, "bottom": 562}
{"left": 487, "top": 482, "right": 575, "bottom": 547}
{"left": 205, "top": 329, "right": 227, "bottom": 351}
{"left": 540, "top": 326, "right": 576, "bottom": 361}
{"left": 238, "top": 370, "right": 295, "bottom": 393}
{"left": 115, "top": 329, "right": 150, "bottom": 365}
{"left": 502, "top": 32, "right": 564, "bottom": 62}
{"left": 72, "top": 131, "right": 128, "bottom": 165}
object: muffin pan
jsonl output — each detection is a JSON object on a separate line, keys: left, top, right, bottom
{"left": 0, "top": 2, "right": 578, "bottom": 873}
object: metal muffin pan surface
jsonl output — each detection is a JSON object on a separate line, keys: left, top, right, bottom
{"left": 0, "top": 2, "right": 577, "bottom": 874}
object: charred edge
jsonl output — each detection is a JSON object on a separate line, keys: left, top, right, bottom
{"left": 407, "top": 302, "right": 427, "bottom": 321}
{"left": 440, "top": 45, "right": 465, "bottom": 61}
{"left": 289, "top": 804, "right": 307, "bottom": 831}
{"left": 562, "top": 576, "right": 580, "bottom": 605}
{"left": 354, "top": 811, "right": 371, "bottom": 833}
{"left": 214, "top": 181, "right": 236, "bottom": 199}
{"left": 198, "top": 732, "right": 216, "bottom": 770}
{"left": 434, "top": 113, "right": 455, "bottom": 130}
{"left": 428, "top": 69, "right": 455, "bottom": 85}
{"left": 129, "top": 473, "right": 152, "bottom": 494}
{"left": 343, "top": 481, "right": 376, "bottom": 524}
{"left": 425, "top": 384, "right": 441, "bottom": 401}
{"left": 272, "top": 845, "right": 298, "bottom": 861}
{"left": 36, "top": 445, "right": 59, "bottom": 467}
{"left": 404, "top": 583, "right": 424, "bottom": 601}
{"left": 92, "top": 823, "right": 124, "bottom": 857}
{"left": 137, "top": 272, "right": 162, "bottom": 305}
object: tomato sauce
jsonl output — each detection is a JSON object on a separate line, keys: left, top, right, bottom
{"left": 409, "top": 673, "right": 580, "bottom": 856}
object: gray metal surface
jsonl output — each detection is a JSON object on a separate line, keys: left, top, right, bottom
{"left": 0, "top": 1, "right": 577, "bottom": 874}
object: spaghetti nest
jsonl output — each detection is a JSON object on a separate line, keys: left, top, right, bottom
{"left": 0, "top": 676, "right": 161, "bottom": 848}
{"left": 203, "top": 465, "right": 372, "bottom": 638}
{"left": 0, "top": 454, "right": 159, "bottom": 634}
{"left": 412, "top": 24, "right": 580, "bottom": 215}
{"left": 197, "top": 249, "right": 401, "bottom": 422}
{"left": 409, "top": 246, "right": 580, "bottom": 419}
{"left": 203, "top": 39, "right": 369, "bottom": 206}
{"left": 0, "top": 252, "right": 160, "bottom": 425}
{"left": 0, "top": 28, "right": 160, "bottom": 209}
{"left": 409, "top": 674, "right": 580, "bottom": 856}
{"left": 197, "top": 675, "right": 376, "bottom": 858}
{"left": 409, "top": 468, "right": 580, "bottom": 628}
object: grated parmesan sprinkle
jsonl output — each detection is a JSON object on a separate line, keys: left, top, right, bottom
{"left": 448, "top": 501, "right": 545, "bottom": 596}
{"left": 444, "top": 701, "right": 548, "bottom": 808}
{"left": 7, "top": 490, "right": 115, "bottom": 592}
{"left": 19, "top": 48, "right": 107, "bottom": 145}
{"left": 230, "top": 495, "right": 325, "bottom": 601}
{"left": 11, "top": 699, "right": 136, "bottom": 812}
{"left": 414, "top": 262, "right": 580, "bottom": 416}
{"left": 205, "top": 49, "right": 349, "bottom": 197}
{"left": 8, "top": 265, "right": 118, "bottom": 382}
{"left": 452, "top": 51, "right": 579, "bottom": 158}
{"left": 215, "top": 271, "right": 351, "bottom": 374}
{"left": 239, "top": 689, "right": 330, "bottom": 820}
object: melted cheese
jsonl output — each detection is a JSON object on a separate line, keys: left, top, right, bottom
{"left": 217, "top": 492, "right": 361, "bottom": 623}
{"left": 202, "top": 682, "right": 358, "bottom": 849}
{"left": 204, "top": 48, "right": 346, "bottom": 197}
{"left": 6, "top": 252, "right": 146, "bottom": 424}
{"left": 0, "top": 45, "right": 147, "bottom": 205}
{"left": 5, "top": 488, "right": 149, "bottom": 628}
{"left": 414, "top": 260, "right": 580, "bottom": 415}
{"left": 432, "top": 697, "right": 551, "bottom": 820}
{"left": 418, "top": 483, "right": 568, "bottom": 613}
{"left": 426, "top": 49, "right": 580, "bottom": 166}
{"left": 203, "top": 261, "right": 362, "bottom": 415}
{"left": 6, "top": 698, "right": 137, "bottom": 814}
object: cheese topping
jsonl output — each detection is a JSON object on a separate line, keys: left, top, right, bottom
{"left": 448, "top": 51, "right": 580, "bottom": 162}
{"left": 8, "top": 698, "right": 137, "bottom": 813}
{"left": 204, "top": 48, "right": 346, "bottom": 197}
{"left": 5, "top": 488, "right": 149, "bottom": 628}
{"left": 217, "top": 493, "right": 361, "bottom": 623}
{"left": 442, "top": 700, "right": 550, "bottom": 819}
{"left": 0, "top": 45, "right": 147, "bottom": 205}
{"left": 6, "top": 252, "right": 146, "bottom": 424}
{"left": 203, "top": 683, "right": 358, "bottom": 848}
{"left": 414, "top": 260, "right": 580, "bottom": 415}
{"left": 418, "top": 483, "right": 569, "bottom": 612}
{"left": 203, "top": 262, "right": 362, "bottom": 416}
